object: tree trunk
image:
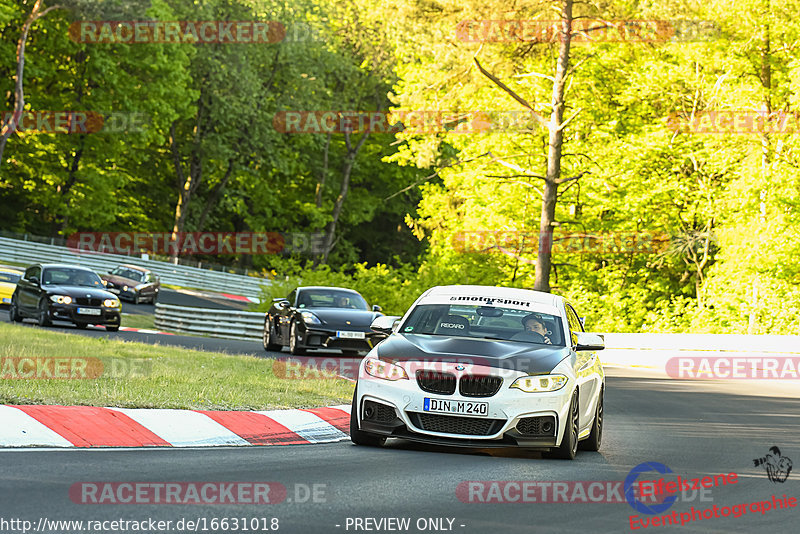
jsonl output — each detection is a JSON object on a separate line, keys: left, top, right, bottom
{"left": 169, "top": 120, "right": 203, "bottom": 263}
{"left": 0, "top": 1, "right": 61, "bottom": 167}
{"left": 317, "top": 130, "right": 369, "bottom": 264}
{"left": 534, "top": 0, "right": 573, "bottom": 292}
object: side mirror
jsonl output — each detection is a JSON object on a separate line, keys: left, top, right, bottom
{"left": 371, "top": 315, "right": 401, "bottom": 335}
{"left": 575, "top": 332, "right": 604, "bottom": 351}
{"left": 579, "top": 316, "right": 586, "bottom": 328}
{"left": 29, "top": 276, "right": 39, "bottom": 286}
{"left": 372, "top": 304, "right": 383, "bottom": 312}
{"left": 277, "top": 299, "right": 290, "bottom": 309}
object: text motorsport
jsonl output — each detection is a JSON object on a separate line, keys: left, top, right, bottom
{"left": 66, "top": 232, "right": 327, "bottom": 256}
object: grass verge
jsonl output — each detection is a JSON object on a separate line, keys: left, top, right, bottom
{"left": 0, "top": 322, "right": 353, "bottom": 410}
{"left": 120, "top": 313, "right": 156, "bottom": 330}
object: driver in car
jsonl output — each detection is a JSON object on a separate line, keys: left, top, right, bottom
{"left": 71, "top": 272, "right": 96, "bottom": 287}
{"left": 334, "top": 295, "right": 351, "bottom": 308}
{"left": 522, "top": 314, "right": 552, "bottom": 344}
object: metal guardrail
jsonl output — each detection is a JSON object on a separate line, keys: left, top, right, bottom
{"left": 155, "top": 303, "right": 265, "bottom": 341}
{"left": 0, "top": 236, "right": 269, "bottom": 298}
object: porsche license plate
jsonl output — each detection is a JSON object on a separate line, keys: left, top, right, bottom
{"left": 77, "top": 308, "right": 102, "bottom": 316}
{"left": 337, "top": 331, "right": 365, "bottom": 339}
{"left": 423, "top": 398, "right": 488, "bottom": 417}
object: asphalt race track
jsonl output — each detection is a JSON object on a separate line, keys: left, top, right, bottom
{"left": 2, "top": 315, "right": 799, "bottom": 533}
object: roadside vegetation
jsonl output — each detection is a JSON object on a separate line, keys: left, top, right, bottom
{"left": 0, "top": 323, "right": 353, "bottom": 409}
{"left": 2, "top": 0, "right": 798, "bottom": 335}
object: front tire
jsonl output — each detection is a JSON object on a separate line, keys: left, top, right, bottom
{"left": 349, "top": 387, "right": 386, "bottom": 447}
{"left": 289, "top": 320, "right": 306, "bottom": 355}
{"left": 579, "top": 387, "right": 603, "bottom": 451}
{"left": 263, "top": 317, "right": 282, "bottom": 352}
{"left": 37, "top": 300, "right": 52, "bottom": 327}
{"left": 545, "top": 389, "right": 579, "bottom": 460}
{"left": 9, "top": 297, "right": 21, "bottom": 322}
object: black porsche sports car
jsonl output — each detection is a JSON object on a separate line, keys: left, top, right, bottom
{"left": 263, "top": 286, "right": 385, "bottom": 355}
{"left": 9, "top": 263, "right": 121, "bottom": 331}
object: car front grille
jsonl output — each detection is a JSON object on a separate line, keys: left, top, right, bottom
{"left": 459, "top": 375, "right": 503, "bottom": 397}
{"left": 75, "top": 297, "right": 102, "bottom": 306}
{"left": 408, "top": 412, "right": 505, "bottom": 436}
{"left": 416, "top": 370, "right": 457, "bottom": 395}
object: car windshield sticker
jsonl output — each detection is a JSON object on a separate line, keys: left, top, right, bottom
{"left": 404, "top": 326, "right": 414, "bottom": 332}
{"left": 449, "top": 296, "right": 531, "bottom": 307}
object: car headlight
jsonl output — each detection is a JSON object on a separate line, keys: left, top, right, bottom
{"left": 364, "top": 358, "right": 409, "bottom": 381}
{"left": 103, "top": 298, "right": 120, "bottom": 308}
{"left": 510, "top": 374, "right": 568, "bottom": 392}
{"left": 49, "top": 295, "right": 72, "bottom": 304}
{"left": 122, "top": 285, "right": 129, "bottom": 292}
{"left": 300, "top": 311, "right": 322, "bottom": 325}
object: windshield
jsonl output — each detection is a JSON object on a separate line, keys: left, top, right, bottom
{"left": 296, "top": 289, "right": 369, "bottom": 310}
{"left": 42, "top": 268, "right": 104, "bottom": 288}
{"left": 399, "top": 304, "right": 565, "bottom": 346}
{"left": 111, "top": 267, "right": 145, "bottom": 282}
{"left": 0, "top": 272, "right": 21, "bottom": 284}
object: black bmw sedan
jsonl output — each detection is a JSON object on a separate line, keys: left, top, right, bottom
{"left": 9, "top": 264, "right": 121, "bottom": 331}
{"left": 263, "top": 286, "right": 385, "bottom": 355}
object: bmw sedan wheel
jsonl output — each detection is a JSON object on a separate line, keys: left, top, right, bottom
{"left": 263, "top": 317, "right": 282, "bottom": 352}
{"left": 37, "top": 300, "right": 52, "bottom": 327}
{"left": 580, "top": 387, "right": 603, "bottom": 452}
{"left": 349, "top": 387, "right": 386, "bottom": 447}
{"left": 545, "top": 390, "right": 579, "bottom": 460}
{"left": 289, "top": 321, "right": 306, "bottom": 355}
{"left": 9, "top": 298, "right": 21, "bottom": 322}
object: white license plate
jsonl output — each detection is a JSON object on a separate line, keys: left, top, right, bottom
{"left": 77, "top": 308, "right": 102, "bottom": 316}
{"left": 336, "top": 331, "right": 365, "bottom": 339}
{"left": 423, "top": 398, "right": 488, "bottom": 417}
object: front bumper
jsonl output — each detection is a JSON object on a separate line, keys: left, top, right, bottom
{"left": 355, "top": 363, "right": 574, "bottom": 449}
{"left": 47, "top": 304, "right": 121, "bottom": 326}
{"left": 299, "top": 327, "right": 385, "bottom": 351}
